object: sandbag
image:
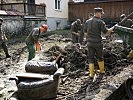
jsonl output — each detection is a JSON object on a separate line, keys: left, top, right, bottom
{"left": 25, "top": 60, "right": 58, "bottom": 74}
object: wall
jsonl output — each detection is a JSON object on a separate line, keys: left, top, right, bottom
{"left": 2, "top": 16, "right": 24, "bottom": 38}
{"left": 73, "top": 0, "right": 84, "bottom": 2}
{"left": 36, "top": 0, "right": 69, "bottom": 18}
{"left": 24, "top": 19, "right": 47, "bottom": 34}
{"left": 36, "top": 0, "right": 69, "bottom": 31}
{"left": 46, "top": 17, "right": 68, "bottom": 31}
{"left": 1, "top": 16, "right": 44, "bottom": 38}
{"left": 68, "top": 0, "right": 133, "bottom": 23}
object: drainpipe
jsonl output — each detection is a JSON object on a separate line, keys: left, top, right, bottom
{"left": 23, "top": 2, "right": 26, "bottom": 34}
{"left": 0, "top": 0, "right": 3, "bottom": 10}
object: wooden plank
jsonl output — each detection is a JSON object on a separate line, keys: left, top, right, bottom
{"left": 16, "top": 73, "right": 50, "bottom": 79}
{"left": 68, "top": 1, "right": 133, "bottom": 22}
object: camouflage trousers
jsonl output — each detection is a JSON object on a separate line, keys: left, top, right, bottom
{"left": 26, "top": 43, "right": 35, "bottom": 61}
{"left": 1, "top": 42, "right": 10, "bottom": 57}
{"left": 87, "top": 42, "right": 103, "bottom": 63}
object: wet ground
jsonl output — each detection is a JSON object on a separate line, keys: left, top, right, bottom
{"left": 0, "top": 34, "right": 133, "bottom": 100}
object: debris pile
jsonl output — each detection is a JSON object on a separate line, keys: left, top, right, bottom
{"left": 0, "top": 33, "right": 132, "bottom": 100}
{"left": 47, "top": 34, "right": 131, "bottom": 74}
{"left": 39, "top": 33, "right": 132, "bottom": 99}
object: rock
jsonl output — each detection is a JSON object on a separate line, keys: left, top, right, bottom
{"left": 84, "top": 95, "right": 95, "bottom": 100}
{"left": 0, "top": 81, "right": 5, "bottom": 91}
{"left": 0, "top": 88, "right": 7, "bottom": 98}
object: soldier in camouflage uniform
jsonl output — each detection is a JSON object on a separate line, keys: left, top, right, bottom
{"left": 26, "top": 24, "right": 48, "bottom": 61}
{"left": 71, "top": 19, "right": 82, "bottom": 43}
{"left": 120, "top": 14, "right": 132, "bottom": 28}
{"left": 79, "top": 23, "right": 84, "bottom": 45}
{"left": 82, "top": 13, "right": 94, "bottom": 45}
{"left": 84, "top": 7, "right": 114, "bottom": 78}
{"left": 79, "top": 13, "right": 93, "bottom": 45}
{"left": 0, "top": 18, "right": 11, "bottom": 58}
{"left": 120, "top": 14, "right": 133, "bottom": 49}
{"left": 119, "top": 14, "right": 133, "bottom": 58}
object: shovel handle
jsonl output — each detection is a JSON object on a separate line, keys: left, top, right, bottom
{"left": 119, "top": 12, "right": 133, "bottom": 25}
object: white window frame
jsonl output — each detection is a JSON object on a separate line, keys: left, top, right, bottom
{"left": 55, "top": 0, "right": 61, "bottom": 11}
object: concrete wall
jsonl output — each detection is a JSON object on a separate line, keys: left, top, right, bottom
{"left": 47, "top": 17, "right": 68, "bottom": 31}
{"left": 1, "top": 16, "right": 45, "bottom": 38}
{"left": 24, "top": 19, "right": 47, "bottom": 34}
{"left": 2, "top": 16, "right": 24, "bottom": 37}
{"left": 36, "top": 0, "right": 69, "bottom": 31}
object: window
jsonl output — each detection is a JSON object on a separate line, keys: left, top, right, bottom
{"left": 55, "top": 0, "right": 61, "bottom": 10}
{"left": 27, "top": 0, "right": 35, "bottom": 4}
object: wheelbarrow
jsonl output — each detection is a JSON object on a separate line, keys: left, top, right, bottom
{"left": 10, "top": 60, "right": 64, "bottom": 100}
{"left": 114, "top": 25, "right": 133, "bottom": 48}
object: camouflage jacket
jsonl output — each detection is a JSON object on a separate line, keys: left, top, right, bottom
{"left": 71, "top": 21, "right": 82, "bottom": 33}
{"left": 26, "top": 28, "right": 41, "bottom": 44}
{"left": 84, "top": 16, "right": 108, "bottom": 43}
{"left": 120, "top": 19, "right": 133, "bottom": 28}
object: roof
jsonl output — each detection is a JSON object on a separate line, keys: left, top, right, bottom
{"left": 24, "top": 16, "right": 47, "bottom": 21}
{"left": 0, "top": 10, "right": 24, "bottom": 16}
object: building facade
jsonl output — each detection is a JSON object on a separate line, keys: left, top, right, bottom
{"left": 36, "top": 0, "right": 69, "bottom": 31}
{"left": 0, "top": 0, "right": 46, "bottom": 36}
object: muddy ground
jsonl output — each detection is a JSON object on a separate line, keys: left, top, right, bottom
{"left": 0, "top": 32, "right": 133, "bottom": 100}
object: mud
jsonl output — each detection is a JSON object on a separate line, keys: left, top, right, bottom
{"left": 0, "top": 33, "right": 133, "bottom": 100}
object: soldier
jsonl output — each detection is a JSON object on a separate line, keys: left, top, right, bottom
{"left": 120, "top": 14, "right": 133, "bottom": 49}
{"left": 26, "top": 24, "right": 48, "bottom": 61}
{"left": 88, "top": 13, "right": 93, "bottom": 19}
{"left": 71, "top": 19, "right": 82, "bottom": 43}
{"left": 79, "top": 23, "right": 84, "bottom": 45}
{"left": 120, "top": 14, "right": 132, "bottom": 28}
{"left": 84, "top": 7, "right": 114, "bottom": 78}
{"left": 79, "top": 13, "right": 94, "bottom": 45}
{"left": 0, "top": 18, "right": 11, "bottom": 58}
{"left": 83, "top": 13, "right": 94, "bottom": 45}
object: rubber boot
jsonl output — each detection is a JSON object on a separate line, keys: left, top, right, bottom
{"left": 98, "top": 61, "right": 105, "bottom": 74}
{"left": 89, "top": 63, "right": 94, "bottom": 78}
{"left": 127, "top": 50, "right": 133, "bottom": 58}
{"left": 1, "top": 42, "right": 11, "bottom": 58}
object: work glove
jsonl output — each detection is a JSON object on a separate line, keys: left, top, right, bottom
{"left": 35, "top": 41, "right": 42, "bottom": 52}
{"left": 127, "top": 50, "right": 133, "bottom": 58}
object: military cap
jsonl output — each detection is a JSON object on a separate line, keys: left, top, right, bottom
{"left": 0, "top": 17, "right": 3, "bottom": 22}
{"left": 89, "top": 13, "right": 93, "bottom": 16}
{"left": 120, "top": 14, "right": 126, "bottom": 19}
{"left": 94, "top": 7, "right": 104, "bottom": 14}
{"left": 76, "top": 19, "right": 81, "bottom": 25}
{"left": 88, "top": 13, "right": 93, "bottom": 18}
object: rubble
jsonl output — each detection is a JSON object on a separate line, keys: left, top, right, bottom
{"left": 45, "top": 33, "right": 133, "bottom": 99}
{"left": 0, "top": 33, "right": 133, "bottom": 100}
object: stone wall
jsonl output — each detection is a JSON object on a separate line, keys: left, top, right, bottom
{"left": 1, "top": 16, "right": 46, "bottom": 38}
{"left": 2, "top": 16, "right": 24, "bottom": 38}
